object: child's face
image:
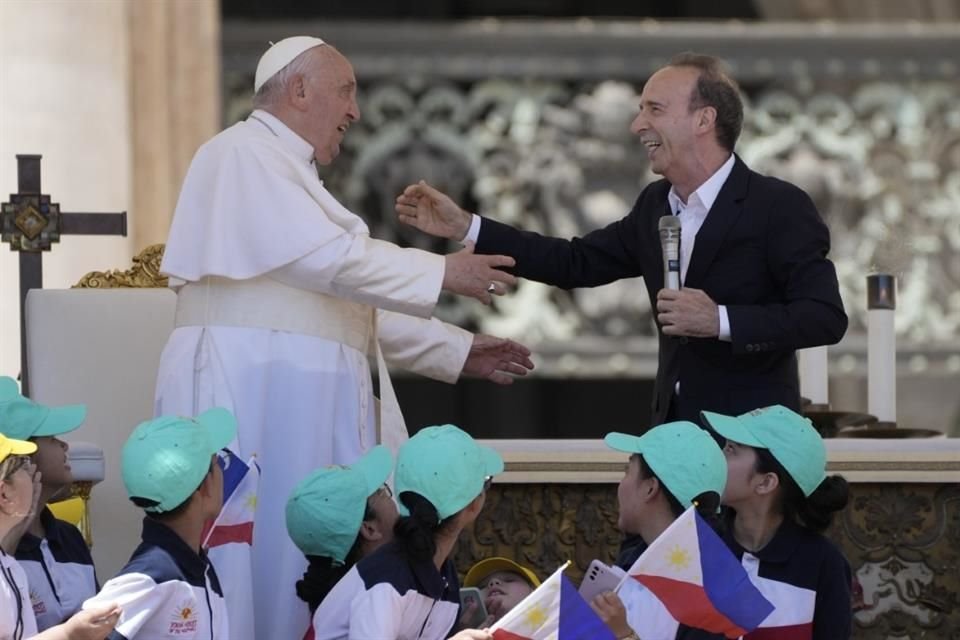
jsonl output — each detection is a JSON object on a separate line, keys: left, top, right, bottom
{"left": 32, "top": 436, "right": 73, "bottom": 490}
{"left": 365, "top": 484, "right": 400, "bottom": 549}
{"left": 479, "top": 570, "right": 534, "bottom": 621}
{"left": 616, "top": 456, "right": 651, "bottom": 534}
{"left": 721, "top": 440, "right": 760, "bottom": 505}
{"left": 203, "top": 454, "right": 224, "bottom": 521}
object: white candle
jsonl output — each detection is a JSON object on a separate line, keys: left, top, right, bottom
{"left": 867, "top": 275, "right": 897, "bottom": 423}
{"left": 799, "top": 346, "right": 829, "bottom": 406}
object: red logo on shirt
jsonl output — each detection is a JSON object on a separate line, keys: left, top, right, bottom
{"left": 169, "top": 603, "right": 198, "bottom": 635}
{"left": 30, "top": 588, "right": 47, "bottom": 615}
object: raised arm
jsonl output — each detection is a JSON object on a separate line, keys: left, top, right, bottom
{"left": 397, "top": 180, "right": 649, "bottom": 290}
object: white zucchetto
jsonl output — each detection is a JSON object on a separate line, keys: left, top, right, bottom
{"left": 254, "top": 36, "right": 326, "bottom": 93}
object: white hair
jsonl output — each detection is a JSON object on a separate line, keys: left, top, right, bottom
{"left": 252, "top": 45, "right": 325, "bottom": 109}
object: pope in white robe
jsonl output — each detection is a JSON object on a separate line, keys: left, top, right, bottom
{"left": 155, "top": 37, "right": 532, "bottom": 640}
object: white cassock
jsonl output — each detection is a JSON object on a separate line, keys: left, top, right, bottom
{"left": 155, "top": 109, "right": 473, "bottom": 640}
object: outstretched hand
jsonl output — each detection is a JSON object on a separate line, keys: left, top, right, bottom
{"left": 443, "top": 243, "right": 517, "bottom": 305}
{"left": 463, "top": 334, "right": 535, "bottom": 384}
{"left": 64, "top": 603, "right": 122, "bottom": 639}
{"left": 448, "top": 629, "right": 493, "bottom": 640}
{"left": 396, "top": 180, "right": 473, "bottom": 241}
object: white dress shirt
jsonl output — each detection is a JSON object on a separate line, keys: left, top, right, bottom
{"left": 667, "top": 153, "right": 735, "bottom": 341}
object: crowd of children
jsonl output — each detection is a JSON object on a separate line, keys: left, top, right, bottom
{"left": 1, "top": 372, "right": 852, "bottom": 639}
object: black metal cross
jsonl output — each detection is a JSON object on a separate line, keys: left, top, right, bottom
{"left": 1, "top": 154, "right": 127, "bottom": 396}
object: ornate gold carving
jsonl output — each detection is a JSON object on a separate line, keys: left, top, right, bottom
{"left": 460, "top": 482, "right": 960, "bottom": 638}
{"left": 74, "top": 243, "right": 167, "bottom": 288}
{"left": 70, "top": 481, "right": 94, "bottom": 547}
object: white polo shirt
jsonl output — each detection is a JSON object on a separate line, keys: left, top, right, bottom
{"left": 82, "top": 518, "right": 229, "bottom": 640}
{"left": 313, "top": 541, "right": 460, "bottom": 640}
{"left": 1, "top": 548, "right": 38, "bottom": 640}
{"left": 15, "top": 508, "right": 98, "bottom": 631}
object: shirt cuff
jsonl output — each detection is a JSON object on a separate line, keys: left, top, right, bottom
{"left": 718, "top": 305, "right": 731, "bottom": 342}
{"left": 464, "top": 213, "right": 482, "bottom": 244}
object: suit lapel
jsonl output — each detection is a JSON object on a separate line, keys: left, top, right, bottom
{"left": 683, "top": 155, "right": 751, "bottom": 288}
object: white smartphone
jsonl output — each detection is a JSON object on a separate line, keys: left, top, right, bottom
{"left": 459, "top": 587, "right": 489, "bottom": 628}
{"left": 578, "top": 559, "right": 624, "bottom": 603}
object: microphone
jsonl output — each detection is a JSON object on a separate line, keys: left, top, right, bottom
{"left": 659, "top": 215, "right": 681, "bottom": 290}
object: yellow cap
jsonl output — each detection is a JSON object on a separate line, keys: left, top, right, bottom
{"left": 0, "top": 432, "right": 37, "bottom": 463}
{"left": 464, "top": 557, "right": 541, "bottom": 589}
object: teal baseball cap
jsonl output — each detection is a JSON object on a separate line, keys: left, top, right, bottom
{"left": 0, "top": 376, "right": 86, "bottom": 441}
{"left": 605, "top": 421, "right": 727, "bottom": 508}
{"left": 121, "top": 408, "right": 237, "bottom": 513}
{"left": 395, "top": 424, "right": 504, "bottom": 520}
{"left": 286, "top": 445, "right": 394, "bottom": 563}
{"left": 701, "top": 405, "right": 826, "bottom": 497}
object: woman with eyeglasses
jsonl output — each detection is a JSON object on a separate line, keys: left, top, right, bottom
{"left": 285, "top": 445, "right": 399, "bottom": 638}
{"left": 312, "top": 425, "right": 503, "bottom": 640}
{"left": 0, "top": 434, "right": 120, "bottom": 640}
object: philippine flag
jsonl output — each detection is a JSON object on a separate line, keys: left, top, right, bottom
{"left": 202, "top": 449, "right": 259, "bottom": 548}
{"left": 621, "top": 507, "right": 774, "bottom": 638}
{"left": 491, "top": 562, "right": 615, "bottom": 640}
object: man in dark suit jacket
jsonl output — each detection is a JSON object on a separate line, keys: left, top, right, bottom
{"left": 396, "top": 53, "right": 847, "bottom": 427}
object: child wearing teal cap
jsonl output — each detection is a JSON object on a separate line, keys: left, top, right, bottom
{"left": 285, "top": 444, "right": 398, "bottom": 618}
{"left": 313, "top": 424, "right": 503, "bottom": 640}
{"left": 81, "top": 409, "right": 236, "bottom": 639}
{"left": 1, "top": 433, "right": 121, "bottom": 640}
{"left": 0, "top": 376, "right": 100, "bottom": 632}
{"left": 590, "top": 421, "right": 729, "bottom": 640}
{"left": 701, "top": 405, "right": 851, "bottom": 639}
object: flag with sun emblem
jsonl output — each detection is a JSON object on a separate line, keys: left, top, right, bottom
{"left": 620, "top": 506, "right": 774, "bottom": 638}
{"left": 203, "top": 449, "right": 260, "bottom": 548}
{"left": 491, "top": 562, "right": 615, "bottom": 640}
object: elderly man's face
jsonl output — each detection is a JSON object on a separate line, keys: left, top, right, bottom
{"left": 302, "top": 48, "right": 360, "bottom": 165}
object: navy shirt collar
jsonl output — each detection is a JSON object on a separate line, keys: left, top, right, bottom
{"left": 16, "top": 508, "right": 60, "bottom": 552}
{"left": 727, "top": 517, "right": 805, "bottom": 564}
{"left": 139, "top": 517, "right": 209, "bottom": 584}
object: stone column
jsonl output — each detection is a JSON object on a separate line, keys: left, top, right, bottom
{"left": 129, "top": 0, "right": 220, "bottom": 249}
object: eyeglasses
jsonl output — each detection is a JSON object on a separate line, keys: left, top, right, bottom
{"left": 376, "top": 483, "right": 393, "bottom": 499}
{"left": 483, "top": 476, "right": 493, "bottom": 492}
{"left": 4, "top": 455, "right": 32, "bottom": 476}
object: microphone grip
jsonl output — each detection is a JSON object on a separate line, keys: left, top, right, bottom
{"left": 665, "top": 266, "right": 680, "bottom": 290}
{"left": 661, "top": 236, "right": 681, "bottom": 290}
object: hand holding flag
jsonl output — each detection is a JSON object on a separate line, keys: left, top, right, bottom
{"left": 490, "top": 562, "right": 616, "bottom": 640}
{"left": 618, "top": 506, "right": 774, "bottom": 638}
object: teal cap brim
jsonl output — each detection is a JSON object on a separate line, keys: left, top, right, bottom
{"left": 604, "top": 432, "right": 645, "bottom": 454}
{"left": 479, "top": 444, "right": 505, "bottom": 476}
{"left": 31, "top": 404, "right": 86, "bottom": 438}
{"left": 353, "top": 445, "right": 394, "bottom": 496}
{"left": 700, "top": 411, "right": 764, "bottom": 447}
{"left": 197, "top": 407, "right": 237, "bottom": 452}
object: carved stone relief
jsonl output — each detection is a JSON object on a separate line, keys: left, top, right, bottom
{"left": 458, "top": 482, "right": 960, "bottom": 639}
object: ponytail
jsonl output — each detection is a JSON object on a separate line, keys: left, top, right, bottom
{"left": 691, "top": 490, "right": 723, "bottom": 531}
{"left": 638, "top": 456, "right": 724, "bottom": 532}
{"left": 394, "top": 491, "right": 455, "bottom": 564}
{"left": 296, "top": 556, "right": 350, "bottom": 613}
{"left": 754, "top": 448, "right": 848, "bottom": 534}
{"left": 295, "top": 502, "right": 375, "bottom": 612}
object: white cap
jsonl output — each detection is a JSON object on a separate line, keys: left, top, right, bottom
{"left": 254, "top": 36, "right": 326, "bottom": 93}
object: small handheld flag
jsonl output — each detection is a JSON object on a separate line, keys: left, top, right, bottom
{"left": 619, "top": 506, "right": 774, "bottom": 638}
